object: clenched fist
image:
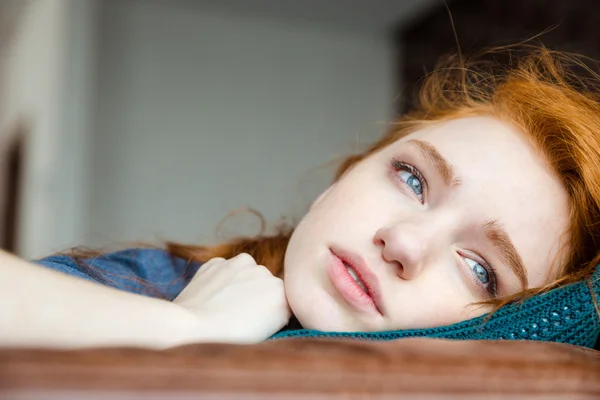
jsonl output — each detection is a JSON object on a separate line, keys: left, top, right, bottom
{"left": 173, "top": 253, "right": 292, "bottom": 343}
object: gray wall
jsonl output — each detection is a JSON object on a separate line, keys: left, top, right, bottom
{"left": 88, "top": 0, "right": 393, "bottom": 247}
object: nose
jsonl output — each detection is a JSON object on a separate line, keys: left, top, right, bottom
{"left": 374, "top": 221, "right": 438, "bottom": 280}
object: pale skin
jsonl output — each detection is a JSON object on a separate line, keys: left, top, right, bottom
{"left": 284, "top": 116, "right": 569, "bottom": 332}
{"left": 0, "top": 116, "right": 570, "bottom": 348}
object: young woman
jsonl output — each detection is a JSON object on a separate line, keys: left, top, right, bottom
{"left": 1, "top": 47, "right": 599, "bottom": 349}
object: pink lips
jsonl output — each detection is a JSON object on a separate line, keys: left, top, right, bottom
{"left": 327, "top": 247, "right": 383, "bottom": 316}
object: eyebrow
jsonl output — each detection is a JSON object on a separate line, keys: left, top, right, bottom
{"left": 407, "top": 139, "right": 462, "bottom": 188}
{"left": 483, "top": 220, "right": 528, "bottom": 290}
{"left": 407, "top": 139, "right": 528, "bottom": 290}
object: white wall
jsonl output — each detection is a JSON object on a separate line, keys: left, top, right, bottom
{"left": 89, "top": 0, "right": 393, "bottom": 247}
{"left": 0, "top": 0, "right": 97, "bottom": 258}
{"left": 1, "top": 0, "right": 66, "bottom": 258}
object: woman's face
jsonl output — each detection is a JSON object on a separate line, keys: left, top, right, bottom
{"left": 284, "top": 116, "right": 570, "bottom": 332}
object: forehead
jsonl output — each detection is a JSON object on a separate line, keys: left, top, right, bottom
{"left": 389, "top": 116, "right": 570, "bottom": 286}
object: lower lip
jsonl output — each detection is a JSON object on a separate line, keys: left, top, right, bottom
{"left": 327, "top": 251, "right": 379, "bottom": 315}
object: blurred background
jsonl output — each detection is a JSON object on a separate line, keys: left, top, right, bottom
{"left": 0, "top": 0, "right": 594, "bottom": 259}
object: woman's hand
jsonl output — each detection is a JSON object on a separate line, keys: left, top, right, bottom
{"left": 173, "top": 253, "right": 292, "bottom": 344}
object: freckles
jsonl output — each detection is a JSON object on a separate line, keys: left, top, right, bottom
{"left": 335, "top": 182, "right": 381, "bottom": 209}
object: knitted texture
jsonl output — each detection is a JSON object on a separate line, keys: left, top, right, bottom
{"left": 271, "top": 266, "right": 600, "bottom": 348}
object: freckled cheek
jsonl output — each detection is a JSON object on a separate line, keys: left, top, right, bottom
{"left": 316, "top": 185, "right": 398, "bottom": 231}
{"left": 385, "top": 272, "right": 476, "bottom": 328}
{"left": 387, "top": 291, "right": 464, "bottom": 328}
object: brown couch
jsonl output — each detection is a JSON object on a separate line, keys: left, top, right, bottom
{"left": 0, "top": 338, "right": 599, "bottom": 399}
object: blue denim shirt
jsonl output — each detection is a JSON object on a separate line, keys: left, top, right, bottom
{"left": 33, "top": 248, "right": 201, "bottom": 300}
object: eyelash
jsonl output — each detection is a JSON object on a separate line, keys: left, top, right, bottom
{"left": 389, "top": 157, "right": 499, "bottom": 298}
{"left": 460, "top": 253, "right": 499, "bottom": 298}
{"left": 389, "top": 159, "right": 427, "bottom": 203}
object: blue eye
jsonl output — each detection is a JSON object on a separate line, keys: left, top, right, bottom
{"left": 398, "top": 170, "right": 423, "bottom": 199}
{"left": 389, "top": 159, "right": 427, "bottom": 203}
{"left": 465, "top": 258, "right": 489, "bottom": 284}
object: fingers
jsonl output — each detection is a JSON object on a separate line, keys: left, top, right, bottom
{"left": 193, "top": 252, "right": 275, "bottom": 283}
{"left": 203, "top": 253, "right": 255, "bottom": 270}
{"left": 229, "top": 252, "right": 255, "bottom": 264}
{"left": 202, "top": 257, "right": 226, "bottom": 268}
{"left": 192, "top": 256, "right": 225, "bottom": 278}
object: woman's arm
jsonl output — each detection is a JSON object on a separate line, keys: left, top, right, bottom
{"left": 0, "top": 249, "right": 203, "bottom": 349}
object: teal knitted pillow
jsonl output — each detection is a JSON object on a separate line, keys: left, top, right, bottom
{"left": 271, "top": 266, "right": 600, "bottom": 348}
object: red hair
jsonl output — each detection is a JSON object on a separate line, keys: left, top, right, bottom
{"left": 71, "top": 47, "right": 600, "bottom": 308}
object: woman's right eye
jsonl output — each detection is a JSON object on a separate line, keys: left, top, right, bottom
{"left": 398, "top": 170, "right": 423, "bottom": 198}
{"left": 390, "top": 159, "right": 427, "bottom": 203}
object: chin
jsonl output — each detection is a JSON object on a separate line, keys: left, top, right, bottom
{"left": 288, "top": 290, "right": 370, "bottom": 332}
{"left": 286, "top": 287, "right": 342, "bottom": 331}
{"left": 296, "top": 311, "right": 345, "bottom": 332}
